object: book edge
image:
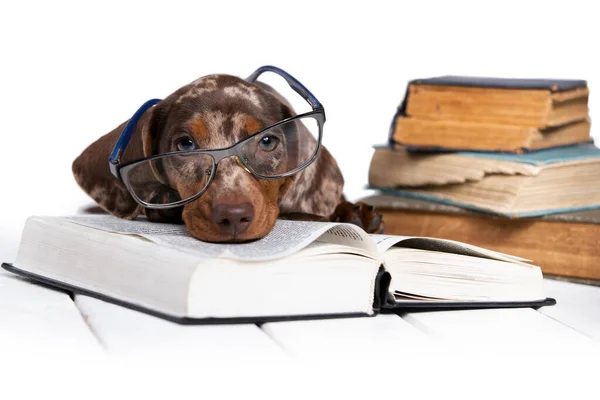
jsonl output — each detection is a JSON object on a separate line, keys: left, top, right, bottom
{"left": 1, "top": 262, "right": 375, "bottom": 325}
{"left": 381, "top": 297, "right": 556, "bottom": 311}
{"left": 361, "top": 194, "right": 600, "bottom": 224}
{"left": 409, "top": 76, "right": 587, "bottom": 92}
{"left": 2, "top": 262, "right": 554, "bottom": 318}
{"left": 367, "top": 187, "right": 600, "bottom": 218}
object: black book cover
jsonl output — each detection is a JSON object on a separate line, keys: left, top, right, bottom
{"left": 409, "top": 75, "right": 587, "bottom": 92}
{"left": 2, "top": 262, "right": 556, "bottom": 325}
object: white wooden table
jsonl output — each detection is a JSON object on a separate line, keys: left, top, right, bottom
{"left": 1, "top": 269, "right": 599, "bottom": 398}
{"left": 1, "top": 200, "right": 599, "bottom": 398}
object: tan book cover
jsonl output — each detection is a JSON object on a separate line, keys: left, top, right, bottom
{"left": 362, "top": 194, "right": 600, "bottom": 282}
{"left": 389, "top": 76, "right": 590, "bottom": 152}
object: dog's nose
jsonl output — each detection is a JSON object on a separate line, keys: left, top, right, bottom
{"left": 211, "top": 202, "right": 254, "bottom": 236}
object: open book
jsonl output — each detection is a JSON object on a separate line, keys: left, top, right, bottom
{"left": 2, "top": 216, "right": 555, "bottom": 323}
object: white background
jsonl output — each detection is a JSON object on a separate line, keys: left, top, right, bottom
{"left": 0, "top": 0, "right": 598, "bottom": 259}
{"left": 0, "top": 1, "right": 599, "bottom": 396}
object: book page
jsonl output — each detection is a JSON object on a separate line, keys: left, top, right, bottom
{"left": 370, "top": 234, "right": 532, "bottom": 264}
{"left": 314, "top": 224, "right": 379, "bottom": 256}
{"left": 61, "top": 215, "right": 374, "bottom": 262}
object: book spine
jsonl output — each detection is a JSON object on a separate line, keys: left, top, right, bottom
{"left": 373, "top": 267, "right": 393, "bottom": 312}
{"left": 388, "top": 82, "right": 414, "bottom": 148}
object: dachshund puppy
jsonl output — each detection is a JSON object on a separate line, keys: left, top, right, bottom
{"left": 72, "top": 71, "right": 383, "bottom": 242}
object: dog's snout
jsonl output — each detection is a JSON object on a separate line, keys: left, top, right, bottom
{"left": 211, "top": 202, "right": 255, "bottom": 237}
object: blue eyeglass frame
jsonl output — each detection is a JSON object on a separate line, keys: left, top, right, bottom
{"left": 107, "top": 66, "right": 326, "bottom": 209}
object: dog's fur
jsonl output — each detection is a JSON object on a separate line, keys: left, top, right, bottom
{"left": 72, "top": 73, "right": 383, "bottom": 242}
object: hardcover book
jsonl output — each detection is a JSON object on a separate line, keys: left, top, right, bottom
{"left": 2, "top": 215, "right": 555, "bottom": 324}
{"left": 391, "top": 118, "right": 591, "bottom": 153}
{"left": 368, "top": 143, "right": 600, "bottom": 217}
{"left": 360, "top": 194, "right": 600, "bottom": 282}
{"left": 390, "top": 75, "right": 590, "bottom": 152}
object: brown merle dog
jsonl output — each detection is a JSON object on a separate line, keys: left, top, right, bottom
{"left": 72, "top": 70, "right": 383, "bottom": 242}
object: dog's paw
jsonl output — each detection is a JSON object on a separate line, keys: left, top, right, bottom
{"left": 330, "top": 201, "right": 384, "bottom": 234}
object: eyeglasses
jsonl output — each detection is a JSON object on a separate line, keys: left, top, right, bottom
{"left": 108, "top": 66, "right": 326, "bottom": 209}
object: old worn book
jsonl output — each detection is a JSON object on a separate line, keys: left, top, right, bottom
{"left": 391, "top": 118, "right": 591, "bottom": 153}
{"left": 368, "top": 143, "right": 600, "bottom": 217}
{"left": 390, "top": 75, "right": 590, "bottom": 152}
{"left": 361, "top": 194, "right": 600, "bottom": 282}
{"left": 2, "top": 215, "right": 554, "bottom": 323}
{"left": 402, "top": 76, "right": 589, "bottom": 127}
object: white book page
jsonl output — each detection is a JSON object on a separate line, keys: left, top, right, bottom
{"left": 314, "top": 224, "right": 379, "bottom": 257}
{"left": 60, "top": 215, "right": 377, "bottom": 262}
{"left": 370, "top": 234, "right": 532, "bottom": 265}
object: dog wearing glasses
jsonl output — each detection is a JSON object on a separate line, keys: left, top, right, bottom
{"left": 72, "top": 66, "right": 383, "bottom": 242}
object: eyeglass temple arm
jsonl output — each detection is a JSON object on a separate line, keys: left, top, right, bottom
{"left": 246, "top": 65, "right": 323, "bottom": 110}
{"left": 108, "top": 98, "right": 162, "bottom": 178}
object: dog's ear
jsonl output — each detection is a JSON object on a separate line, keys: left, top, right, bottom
{"left": 72, "top": 103, "right": 163, "bottom": 219}
{"left": 278, "top": 144, "right": 345, "bottom": 218}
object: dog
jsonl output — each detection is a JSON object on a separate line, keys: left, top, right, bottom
{"left": 72, "top": 70, "right": 383, "bottom": 242}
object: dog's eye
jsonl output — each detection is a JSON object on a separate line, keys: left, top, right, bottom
{"left": 176, "top": 137, "right": 197, "bottom": 152}
{"left": 258, "top": 135, "right": 280, "bottom": 152}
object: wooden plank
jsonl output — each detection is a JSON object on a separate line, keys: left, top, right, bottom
{"left": 400, "top": 307, "right": 593, "bottom": 350}
{"left": 398, "top": 306, "right": 599, "bottom": 389}
{"left": 261, "top": 314, "right": 432, "bottom": 359}
{"left": 400, "top": 307, "right": 600, "bottom": 390}
{"left": 74, "top": 295, "right": 287, "bottom": 360}
{"left": 539, "top": 278, "right": 600, "bottom": 341}
{"left": 0, "top": 271, "right": 103, "bottom": 357}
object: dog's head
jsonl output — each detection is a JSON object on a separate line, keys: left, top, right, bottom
{"left": 73, "top": 73, "right": 342, "bottom": 242}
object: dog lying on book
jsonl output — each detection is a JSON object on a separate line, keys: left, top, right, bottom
{"left": 72, "top": 70, "right": 383, "bottom": 242}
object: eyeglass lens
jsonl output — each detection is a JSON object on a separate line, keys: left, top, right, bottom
{"left": 122, "top": 115, "right": 320, "bottom": 207}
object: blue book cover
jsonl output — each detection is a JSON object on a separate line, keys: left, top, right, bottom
{"left": 449, "top": 143, "right": 600, "bottom": 165}
{"left": 373, "top": 142, "right": 600, "bottom": 165}
{"left": 367, "top": 188, "right": 600, "bottom": 218}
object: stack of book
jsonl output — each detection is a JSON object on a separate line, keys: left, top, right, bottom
{"left": 367, "top": 76, "right": 600, "bottom": 282}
